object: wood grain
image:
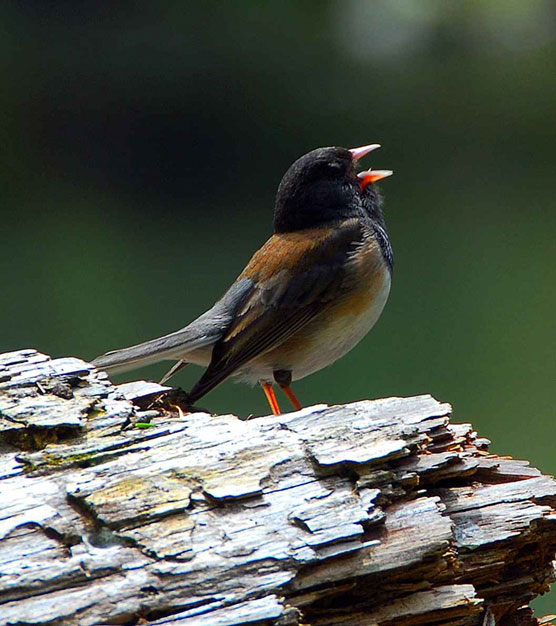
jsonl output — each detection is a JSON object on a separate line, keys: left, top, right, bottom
{"left": 0, "top": 349, "right": 555, "bottom": 625}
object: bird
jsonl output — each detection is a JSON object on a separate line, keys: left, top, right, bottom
{"left": 93, "top": 144, "right": 393, "bottom": 415}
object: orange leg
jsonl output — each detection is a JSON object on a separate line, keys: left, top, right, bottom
{"left": 261, "top": 382, "right": 281, "bottom": 415}
{"left": 281, "top": 385, "right": 302, "bottom": 411}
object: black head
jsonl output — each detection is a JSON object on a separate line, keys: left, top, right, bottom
{"left": 274, "top": 146, "right": 362, "bottom": 233}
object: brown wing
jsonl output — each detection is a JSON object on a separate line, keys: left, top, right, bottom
{"left": 187, "top": 219, "right": 363, "bottom": 403}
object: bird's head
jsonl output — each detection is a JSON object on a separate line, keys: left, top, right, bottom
{"left": 274, "top": 144, "right": 392, "bottom": 232}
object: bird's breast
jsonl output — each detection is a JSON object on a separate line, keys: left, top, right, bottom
{"left": 285, "top": 261, "right": 391, "bottom": 380}
{"left": 242, "top": 236, "right": 391, "bottom": 383}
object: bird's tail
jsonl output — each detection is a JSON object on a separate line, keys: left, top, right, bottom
{"left": 92, "top": 327, "right": 213, "bottom": 375}
{"left": 92, "top": 278, "right": 253, "bottom": 378}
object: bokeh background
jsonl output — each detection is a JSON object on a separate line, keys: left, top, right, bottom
{"left": 2, "top": 0, "right": 555, "bottom": 611}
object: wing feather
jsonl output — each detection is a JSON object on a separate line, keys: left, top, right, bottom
{"left": 187, "top": 220, "right": 363, "bottom": 402}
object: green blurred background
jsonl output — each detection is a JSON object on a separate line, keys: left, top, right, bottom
{"left": 2, "top": 0, "right": 555, "bottom": 610}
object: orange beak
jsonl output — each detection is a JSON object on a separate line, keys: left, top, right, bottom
{"left": 349, "top": 143, "right": 393, "bottom": 189}
{"left": 358, "top": 169, "right": 394, "bottom": 190}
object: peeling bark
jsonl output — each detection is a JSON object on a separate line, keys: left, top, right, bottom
{"left": 0, "top": 349, "right": 555, "bottom": 625}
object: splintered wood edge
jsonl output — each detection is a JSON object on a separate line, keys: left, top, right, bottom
{"left": 0, "top": 348, "right": 555, "bottom": 626}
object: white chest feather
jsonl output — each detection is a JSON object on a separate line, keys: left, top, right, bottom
{"left": 288, "top": 266, "right": 391, "bottom": 381}
{"left": 238, "top": 263, "right": 391, "bottom": 384}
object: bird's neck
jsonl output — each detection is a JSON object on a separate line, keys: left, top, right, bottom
{"left": 274, "top": 181, "right": 360, "bottom": 233}
{"left": 362, "top": 192, "right": 394, "bottom": 274}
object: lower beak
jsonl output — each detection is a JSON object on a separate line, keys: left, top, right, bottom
{"left": 358, "top": 169, "right": 394, "bottom": 190}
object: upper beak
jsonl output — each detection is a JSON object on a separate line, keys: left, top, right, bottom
{"left": 349, "top": 143, "right": 381, "bottom": 161}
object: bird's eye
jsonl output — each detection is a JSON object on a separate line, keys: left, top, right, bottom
{"left": 327, "top": 162, "right": 343, "bottom": 173}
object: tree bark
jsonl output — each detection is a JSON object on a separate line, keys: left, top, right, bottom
{"left": 0, "top": 349, "right": 555, "bottom": 625}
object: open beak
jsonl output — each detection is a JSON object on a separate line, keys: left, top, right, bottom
{"left": 349, "top": 143, "right": 392, "bottom": 189}
{"left": 358, "top": 169, "right": 394, "bottom": 190}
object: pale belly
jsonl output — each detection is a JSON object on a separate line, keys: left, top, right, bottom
{"left": 235, "top": 265, "right": 391, "bottom": 385}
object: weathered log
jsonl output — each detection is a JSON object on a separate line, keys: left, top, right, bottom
{"left": 0, "top": 349, "right": 555, "bottom": 625}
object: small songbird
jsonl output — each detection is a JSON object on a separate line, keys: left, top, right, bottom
{"left": 93, "top": 144, "right": 393, "bottom": 415}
